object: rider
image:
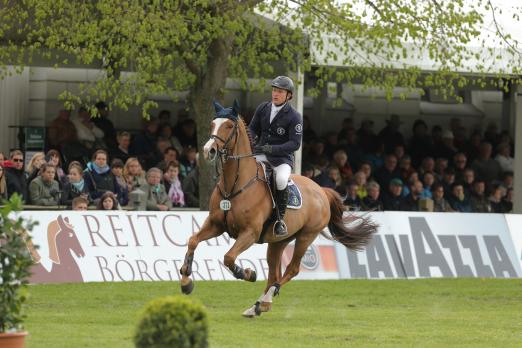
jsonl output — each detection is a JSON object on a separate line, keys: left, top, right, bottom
{"left": 249, "top": 76, "right": 303, "bottom": 236}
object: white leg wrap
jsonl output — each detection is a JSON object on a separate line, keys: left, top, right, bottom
{"left": 261, "top": 286, "right": 277, "bottom": 303}
{"left": 242, "top": 305, "right": 257, "bottom": 318}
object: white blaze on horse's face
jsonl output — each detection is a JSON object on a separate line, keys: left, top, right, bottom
{"left": 204, "top": 118, "right": 229, "bottom": 161}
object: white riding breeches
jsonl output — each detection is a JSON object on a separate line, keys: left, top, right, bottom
{"left": 255, "top": 154, "right": 291, "bottom": 190}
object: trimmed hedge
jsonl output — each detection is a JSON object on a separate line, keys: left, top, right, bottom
{"left": 134, "top": 296, "right": 208, "bottom": 348}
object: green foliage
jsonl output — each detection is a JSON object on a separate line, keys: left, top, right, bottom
{"left": 0, "top": 194, "right": 37, "bottom": 333}
{"left": 134, "top": 296, "right": 208, "bottom": 348}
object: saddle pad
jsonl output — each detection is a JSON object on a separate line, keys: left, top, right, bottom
{"left": 287, "top": 180, "right": 302, "bottom": 209}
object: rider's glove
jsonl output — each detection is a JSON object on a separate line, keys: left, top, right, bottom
{"left": 254, "top": 144, "right": 272, "bottom": 154}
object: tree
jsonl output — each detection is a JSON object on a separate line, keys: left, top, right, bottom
{"left": 0, "top": 0, "right": 520, "bottom": 208}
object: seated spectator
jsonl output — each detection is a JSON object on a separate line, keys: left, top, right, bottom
{"left": 472, "top": 142, "right": 502, "bottom": 184}
{"left": 111, "top": 159, "right": 129, "bottom": 206}
{"left": 71, "top": 107, "right": 105, "bottom": 150}
{"left": 96, "top": 191, "right": 120, "bottom": 211}
{"left": 400, "top": 179, "right": 423, "bottom": 211}
{"left": 452, "top": 153, "right": 467, "bottom": 182}
{"left": 158, "top": 123, "right": 183, "bottom": 155}
{"left": 398, "top": 155, "right": 415, "bottom": 183}
{"left": 61, "top": 163, "right": 90, "bottom": 207}
{"left": 408, "top": 119, "right": 433, "bottom": 167}
{"left": 374, "top": 154, "right": 400, "bottom": 189}
{"left": 109, "top": 131, "right": 131, "bottom": 164}
{"left": 419, "top": 157, "right": 435, "bottom": 178}
{"left": 93, "top": 101, "right": 117, "bottom": 150}
{"left": 382, "top": 178, "right": 403, "bottom": 211}
{"left": 0, "top": 164, "right": 7, "bottom": 200}
{"left": 470, "top": 179, "right": 491, "bottom": 213}
{"left": 441, "top": 167, "right": 456, "bottom": 197}
{"left": 83, "top": 149, "right": 121, "bottom": 204}
{"left": 339, "top": 127, "right": 364, "bottom": 169}
{"left": 353, "top": 171, "right": 368, "bottom": 199}
{"left": 163, "top": 161, "right": 185, "bottom": 207}
{"left": 47, "top": 109, "right": 78, "bottom": 150}
{"left": 421, "top": 172, "right": 435, "bottom": 199}
{"left": 29, "top": 164, "right": 60, "bottom": 206}
{"left": 431, "top": 183, "right": 453, "bottom": 212}
{"left": 392, "top": 144, "right": 406, "bottom": 162}
{"left": 301, "top": 162, "right": 315, "bottom": 179}
{"left": 46, "top": 149, "right": 67, "bottom": 186}
{"left": 327, "top": 166, "right": 344, "bottom": 195}
{"left": 433, "top": 130, "right": 457, "bottom": 160}
{"left": 303, "top": 115, "right": 317, "bottom": 143}
{"left": 26, "top": 152, "right": 46, "bottom": 184}
{"left": 502, "top": 188, "right": 513, "bottom": 213}
{"left": 145, "top": 168, "right": 172, "bottom": 211}
{"left": 323, "top": 131, "right": 340, "bottom": 158}
{"left": 305, "top": 138, "right": 328, "bottom": 167}
{"left": 332, "top": 149, "right": 353, "bottom": 182}
{"left": 5, "top": 150, "right": 28, "bottom": 201}
{"left": 361, "top": 181, "right": 383, "bottom": 211}
{"left": 434, "top": 157, "right": 449, "bottom": 182}
{"left": 401, "top": 171, "right": 419, "bottom": 197}
{"left": 313, "top": 158, "right": 334, "bottom": 188}
{"left": 156, "top": 146, "right": 179, "bottom": 172}
{"left": 180, "top": 146, "right": 198, "bottom": 179}
{"left": 462, "top": 168, "right": 475, "bottom": 198}
{"left": 182, "top": 166, "right": 199, "bottom": 208}
{"left": 158, "top": 109, "right": 172, "bottom": 126}
{"left": 488, "top": 185, "right": 507, "bottom": 213}
{"left": 130, "top": 118, "right": 160, "bottom": 169}
{"left": 447, "top": 183, "right": 472, "bottom": 212}
{"left": 363, "top": 140, "right": 385, "bottom": 171}
{"left": 0, "top": 151, "right": 6, "bottom": 163}
{"left": 72, "top": 196, "right": 89, "bottom": 211}
{"left": 495, "top": 142, "right": 514, "bottom": 172}
{"left": 343, "top": 182, "right": 361, "bottom": 211}
{"left": 124, "top": 157, "right": 147, "bottom": 191}
{"left": 500, "top": 171, "right": 513, "bottom": 192}
{"left": 176, "top": 119, "right": 198, "bottom": 149}
{"left": 378, "top": 114, "right": 405, "bottom": 153}
{"left": 358, "top": 161, "right": 373, "bottom": 181}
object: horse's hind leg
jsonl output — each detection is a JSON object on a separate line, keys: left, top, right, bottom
{"left": 180, "top": 219, "right": 222, "bottom": 294}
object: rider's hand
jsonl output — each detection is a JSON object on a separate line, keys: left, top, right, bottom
{"left": 254, "top": 144, "right": 272, "bottom": 154}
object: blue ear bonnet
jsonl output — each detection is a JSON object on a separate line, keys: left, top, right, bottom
{"left": 213, "top": 100, "right": 240, "bottom": 120}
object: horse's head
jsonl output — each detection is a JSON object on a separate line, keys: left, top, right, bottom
{"left": 204, "top": 100, "right": 240, "bottom": 162}
{"left": 49, "top": 216, "right": 85, "bottom": 264}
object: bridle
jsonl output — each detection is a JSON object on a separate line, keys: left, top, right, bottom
{"left": 209, "top": 118, "right": 264, "bottom": 202}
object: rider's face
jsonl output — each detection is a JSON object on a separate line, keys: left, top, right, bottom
{"left": 272, "top": 87, "right": 289, "bottom": 106}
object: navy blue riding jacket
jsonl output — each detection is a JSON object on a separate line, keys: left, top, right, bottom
{"left": 248, "top": 102, "right": 303, "bottom": 168}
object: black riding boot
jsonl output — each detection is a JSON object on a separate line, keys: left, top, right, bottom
{"left": 274, "top": 188, "right": 289, "bottom": 236}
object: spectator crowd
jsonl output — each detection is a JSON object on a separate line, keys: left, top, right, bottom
{"left": 0, "top": 103, "right": 515, "bottom": 214}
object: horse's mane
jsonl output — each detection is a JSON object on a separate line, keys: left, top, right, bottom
{"left": 48, "top": 220, "right": 62, "bottom": 264}
{"left": 239, "top": 116, "right": 254, "bottom": 150}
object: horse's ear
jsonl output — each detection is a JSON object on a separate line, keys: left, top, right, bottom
{"left": 232, "top": 99, "right": 240, "bottom": 116}
{"left": 213, "top": 101, "right": 224, "bottom": 113}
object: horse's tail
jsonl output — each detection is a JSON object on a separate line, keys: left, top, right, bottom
{"left": 323, "top": 188, "right": 378, "bottom": 251}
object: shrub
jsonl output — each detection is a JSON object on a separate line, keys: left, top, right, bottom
{"left": 134, "top": 296, "right": 208, "bottom": 348}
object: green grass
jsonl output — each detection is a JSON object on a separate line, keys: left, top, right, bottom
{"left": 25, "top": 279, "right": 522, "bottom": 348}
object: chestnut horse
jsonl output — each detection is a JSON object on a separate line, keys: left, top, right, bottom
{"left": 179, "top": 101, "right": 377, "bottom": 317}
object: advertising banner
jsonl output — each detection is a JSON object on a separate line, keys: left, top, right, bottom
{"left": 343, "top": 212, "right": 521, "bottom": 279}
{"left": 22, "top": 211, "right": 340, "bottom": 284}
{"left": 504, "top": 215, "right": 522, "bottom": 271}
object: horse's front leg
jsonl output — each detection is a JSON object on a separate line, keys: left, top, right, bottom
{"left": 180, "top": 219, "right": 223, "bottom": 294}
{"left": 224, "top": 229, "right": 257, "bottom": 282}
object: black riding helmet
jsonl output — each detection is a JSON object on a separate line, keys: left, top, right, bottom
{"left": 271, "top": 76, "right": 294, "bottom": 99}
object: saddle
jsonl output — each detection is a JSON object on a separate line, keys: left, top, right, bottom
{"left": 259, "top": 161, "right": 302, "bottom": 210}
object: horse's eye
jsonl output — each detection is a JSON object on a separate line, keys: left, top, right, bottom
{"left": 69, "top": 232, "right": 73, "bottom": 237}
{"left": 227, "top": 124, "right": 233, "bottom": 129}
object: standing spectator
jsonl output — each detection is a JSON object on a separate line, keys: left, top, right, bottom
{"left": 465, "top": 132, "right": 482, "bottom": 163}
{"left": 47, "top": 109, "right": 78, "bottom": 150}
{"left": 378, "top": 114, "right": 405, "bottom": 153}
{"left": 46, "top": 149, "right": 67, "bottom": 186}
{"left": 158, "top": 109, "right": 172, "bottom": 126}
{"left": 374, "top": 154, "right": 400, "bottom": 190}
{"left": 71, "top": 107, "right": 105, "bottom": 151}
{"left": 339, "top": 127, "right": 364, "bottom": 169}
{"left": 83, "top": 149, "right": 121, "bottom": 203}
{"left": 124, "top": 157, "right": 147, "bottom": 191}
{"left": 434, "top": 130, "right": 457, "bottom": 160}
{"left": 447, "top": 183, "right": 472, "bottom": 212}
{"left": 29, "top": 164, "right": 60, "bottom": 206}
{"left": 400, "top": 179, "right": 423, "bottom": 211}
{"left": 303, "top": 115, "right": 317, "bottom": 143}
{"left": 110, "top": 131, "right": 132, "bottom": 164}
{"left": 180, "top": 146, "right": 198, "bottom": 180}
{"left": 357, "top": 119, "right": 378, "bottom": 154}
{"left": 470, "top": 179, "right": 491, "bottom": 213}
{"left": 483, "top": 122, "right": 499, "bottom": 147}
{"left": 332, "top": 149, "right": 353, "bottom": 182}
{"left": 156, "top": 147, "right": 180, "bottom": 172}
{"left": 163, "top": 161, "right": 185, "bottom": 207}
{"left": 5, "top": 150, "right": 28, "bottom": 201}
{"left": 343, "top": 182, "right": 361, "bottom": 211}
{"left": 488, "top": 185, "right": 507, "bottom": 213}
{"left": 96, "top": 191, "right": 120, "bottom": 211}
{"left": 111, "top": 159, "right": 129, "bottom": 206}
{"left": 305, "top": 138, "right": 327, "bottom": 167}
{"left": 452, "top": 153, "right": 468, "bottom": 182}
{"left": 158, "top": 123, "right": 183, "bottom": 155}
{"left": 72, "top": 196, "right": 89, "bottom": 211}
{"left": 361, "top": 181, "right": 383, "bottom": 211}
{"left": 494, "top": 142, "right": 514, "bottom": 173}
{"left": 0, "top": 164, "right": 7, "bottom": 200}
{"left": 182, "top": 166, "right": 199, "bottom": 208}
{"left": 130, "top": 118, "right": 160, "bottom": 169}
{"left": 26, "top": 152, "right": 46, "bottom": 184}
{"left": 93, "top": 101, "right": 117, "bottom": 150}
{"left": 431, "top": 183, "right": 453, "bottom": 212}
{"left": 472, "top": 142, "right": 502, "bottom": 184}
{"left": 393, "top": 144, "right": 406, "bottom": 162}
{"left": 408, "top": 119, "right": 433, "bottom": 168}
{"left": 61, "top": 163, "right": 91, "bottom": 207}
{"left": 323, "top": 132, "right": 340, "bottom": 159}
{"left": 363, "top": 140, "right": 385, "bottom": 171}
{"left": 382, "top": 178, "right": 403, "bottom": 211}
{"left": 145, "top": 168, "right": 172, "bottom": 211}
{"left": 175, "top": 119, "right": 198, "bottom": 149}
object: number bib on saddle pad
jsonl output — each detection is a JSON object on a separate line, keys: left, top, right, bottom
{"left": 287, "top": 180, "right": 302, "bottom": 209}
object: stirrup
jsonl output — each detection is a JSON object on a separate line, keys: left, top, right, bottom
{"left": 274, "top": 220, "right": 288, "bottom": 237}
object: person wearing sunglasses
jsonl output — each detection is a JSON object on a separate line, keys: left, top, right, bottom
{"left": 5, "top": 149, "right": 28, "bottom": 202}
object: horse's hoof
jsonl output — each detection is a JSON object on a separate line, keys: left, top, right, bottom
{"left": 242, "top": 305, "right": 258, "bottom": 318}
{"left": 244, "top": 268, "right": 257, "bottom": 282}
{"left": 180, "top": 277, "right": 194, "bottom": 294}
{"left": 259, "top": 301, "right": 272, "bottom": 312}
